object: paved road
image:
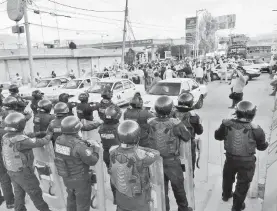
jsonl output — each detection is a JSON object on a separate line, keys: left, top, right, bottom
{"left": 0, "top": 73, "right": 273, "bottom": 211}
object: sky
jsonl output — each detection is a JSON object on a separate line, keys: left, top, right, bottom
{"left": 0, "top": 0, "right": 276, "bottom": 46}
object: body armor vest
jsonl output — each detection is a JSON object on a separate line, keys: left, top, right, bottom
{"left": 110, "top": 146, "right": 150, "bottom": 198}
{"left": 54, "top": 135, "right": 89, "bottom": 179}
{"left": 223, "top": 120, "right": 256, "bottom": 156}
{"left": 2, "top": 134, "right": 33, "bottom": 172}
{"left": 124, "top": 109, "right": 151, "bottom": 147}
{"left": 98, "top": 99, "right": 113, "bottom": 120}
{"left": 175, "top": 111, "right": 195, "bottom": 138}
{"left": 76, "top": 103, "right": 93, "bottom": 121}
{"left": 98, "top": 123, "right": 119, "bottom": 151}
{"left": 49, "top": 118, "right": 63, "bottom": 144}
{"left": 148, "top": 118, "right": 180, "bottom": 158}
{"left": 33, "top": 113, "right": 54, "bottom": 133}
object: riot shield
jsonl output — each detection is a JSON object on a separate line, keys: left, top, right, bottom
{"left": 149, "top": 156, "right": 166, "bottom": 211}
{"left": 180, "top": 140, "right": 195, "bottom": 210}
{"left": 33, "top": 142, "right": 67, "bottom": 211}
{"left": 81, "top": 119, "right": 101, "bottom": 143}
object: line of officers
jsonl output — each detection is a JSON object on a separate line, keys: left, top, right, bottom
{"left": 0, "top": 84, "right": 269, "bottom": 211}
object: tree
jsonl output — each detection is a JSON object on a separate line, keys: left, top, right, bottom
{"left": 156, "top": 45, "right": 170, "bottom": 59}
{"left": 198, "top": 12, "right": 218, "bottom": 55}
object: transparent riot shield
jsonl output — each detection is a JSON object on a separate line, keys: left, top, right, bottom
{"left": 33, "top": 142, "right": 67, "bottom": 211}
{"left": 149, "top": 156, "right": 166, "bottom": 211}
{"left": 180, "top": 140, "right": 195, "bottom": 210}
{"left": 81, "top": 119, "right": 101, "bottom": 143}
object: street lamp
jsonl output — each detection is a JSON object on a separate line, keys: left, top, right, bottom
{"left": 195, "top": 9, "right": 207, "bottom": 58}
{"left": 101, "top": 35, "right": 109, "bottom": 49}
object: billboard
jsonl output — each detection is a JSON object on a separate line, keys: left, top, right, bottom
{"left": 215, "top": 14, "right": 236, "bottom": 30}
{"left": 186, "top": 17, "right": 197, "bottom": 43}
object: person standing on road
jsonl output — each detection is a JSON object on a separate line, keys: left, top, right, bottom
{"left": 2, "top": 112, "right": 52, "bottom": 211}
{"left": 214, "top": 101, "right": 268, "bottom": 211}
{"left": 163, "top": 65, "right": 176, "bottom": 79}
{"left": 124, "top": 95, "right": 154, "bottom": 148}
{"left": 54, "top": 116, "right": 100, "bottom": 211}
{"left": 109, "top": 120, "right": 160, "bottom": 211}
{"left": 228, "top": 68, "right": 247, "bottom": 109}
{"left": 147, "top": 96, "right": 193, "bottom": 211}
{"left": 98, "top": 105, "right": 121, "bottom": 204}
{"left": 8, "top": 84, "right": 28, "bottom": 112}
{"left": 221, "top": 60, "right": 228, "bottom": 83}
{"left": 148, "top": 72, "right": 162, "bottom": 90}
{"left": 195, "top": 62, "right": 204, "bottom": 84}
{"left": 173, "top": 93, "right": 203, "bottom": 177}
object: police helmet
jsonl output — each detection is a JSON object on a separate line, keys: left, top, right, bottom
{"left": 3, "top": 96, "right": 17, "bottom": 109}
{"left": 9, "top": 84, "right": 19, "bottom": 94}
{"left": 117, "top": 120, "right": 140, "bottom": 144}
{"left": 32, "top": 90, "right": 44, "bottom": 100}
{"left": 38, "top": 99, "right": 52, "bottom": 113}
{"left": 154, "top": 96, "right": 173, "bottom": 116}
{"left": 235, "top": 101, "right": 257, "bottom": 122}
{"left": 78, "top": 93, "right": 89, "bottom": 103}
{"left": 61, "top": 116, "right": 82, "bottom": 134}
{"left": 104, "top": 105, "right": 122, "bottom": 121}
{"left": 101, "top": 86, "right": 113, "bottom": 99}
{"left": 4, "top": 112, "right": 26, "bottom": 132}
{"left": 177, "top": 93, "right": 194, "bottom": 108}
{"left": 54, "top": 102, "right": 69, "bottom": 116}
{"left": 130, "top": 96, "right": 143, "bottom": 109}
{"left": 59, "top": 93, "right": 70, "bottom": 103}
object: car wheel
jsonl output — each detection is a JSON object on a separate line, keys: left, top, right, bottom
{"left": 211, "top": 73, "right": 218, "bottom": 81}
{"left": 195, "top": 95, "right": 204, "bottom": 109}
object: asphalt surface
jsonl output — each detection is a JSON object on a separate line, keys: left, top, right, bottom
{"left": 0, "top": 73, "right": 273, "bottom": 211}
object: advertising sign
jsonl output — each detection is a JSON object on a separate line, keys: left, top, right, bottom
{"left": 165, "top": 51, "right": 172, "bottom": 59}
{"left": 186, "top": 17, "right": 197, "bottom": 31}
{"left": 215, "top": 14, "right": 236, "bottom": 30}
{"left": 186, "top": 32, "right": 196, "bottom": 43}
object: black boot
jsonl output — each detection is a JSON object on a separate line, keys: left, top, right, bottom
{"left": 222, "top": 192, "right": 233, "bottom": 202}
{"left": 231, "top": 202, "right": 245, "bottom": 211}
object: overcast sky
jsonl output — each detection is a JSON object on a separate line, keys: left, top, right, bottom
{"left": 0, "top": 0, "right": 276, "bottom": 44}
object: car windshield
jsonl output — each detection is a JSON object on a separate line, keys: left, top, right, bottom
{"left": 93, "top": 73, "right": 104, "bottom": 78}
{"left": 148, "top": 82, "right": 181, "bottom": 96}
{"left": 253, "top": 60, "right": 263, "bottom": 64}
{"left": 36, "top": 80, "right": 50, "bottom": 88}
{"left": 87, "top": 82, "right": 113, "bottom": 93}
{"left": 63, "top": 80, "right": 82, "bottom": 89}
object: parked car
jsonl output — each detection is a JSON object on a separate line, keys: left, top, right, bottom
{"left": 70, "top": 78, "right": 145, "bottom": 106}
{"left": 143, "top": 78, "right": 208, "bottom": 111}
{"left": 244, "top": 59, "right": 270, "bottom": 73}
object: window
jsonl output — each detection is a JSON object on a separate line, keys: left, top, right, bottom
{"left": 49, "top": 79, "right": 62, "bottom": 87}
{"left": 103, "top": 72, "right": 109, "bottom": 78}
{"left": 60, "top": 78, "right": 68, "bottom": 84}
{"left": 113, "top": 82, "right": 123, "bottom": 91}
{"left": 188, "top": 79, "right": 199, "bottom": 90}
{"left": 123, "top": 81, "right": 131, "bottom": 89}
{"left": 80, "top": 79, "right": 91, "bottom": 88}
{"left": 181, "top": 82, "right": 190, "bottom": 93}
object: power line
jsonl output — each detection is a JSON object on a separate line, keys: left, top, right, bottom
{"left": 47, "top": 0, "right": 124, "bottom": 13}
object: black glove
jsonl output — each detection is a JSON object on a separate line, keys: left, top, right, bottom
{"left": 181, "top": 164, "right": 186, "bottom": 172}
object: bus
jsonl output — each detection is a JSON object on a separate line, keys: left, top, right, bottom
{"left": 246, "top": 44, "right": 272, "bottom": 62}
{"left": 227, "top": 44, "right": 247, "bottom": 59}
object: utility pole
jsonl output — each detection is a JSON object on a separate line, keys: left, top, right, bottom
{"left": 195, "top": 9, "right": 206, "bottom": 59}
{"left": 121, "top": 0, "right": 128, "bottom": 69}
{"left": 23, "top": 0, "right": 35, "bottom": 87}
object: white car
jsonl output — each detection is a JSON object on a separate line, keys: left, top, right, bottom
{"left": 245, "top": 59, "right": 270, "bottom": 72}
{"left": 70, "top": 78, "right": 145, "bottom": 106}
{"left": 143, "top": 78, "right": 208, "bottom": 111}
{"left": 57, "top": 77, "right": 100, "bottom": 97}
{"left": 92, "top": 71, "right": 118, "bottom": 79}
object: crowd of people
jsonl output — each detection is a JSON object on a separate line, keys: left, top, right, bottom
{"left": 0, "top": 81, "right": 269, "bottom": 211}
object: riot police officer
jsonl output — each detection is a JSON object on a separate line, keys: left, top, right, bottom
{"left": 174, "top": 93, "right": 203, "bottom": 176}
{"left": 96, "top": 85, "right": 118, "bottom": 120}
{"left": 76, "top": 93, "right": 95, "bottom": 121}
{"left": 58, "top": 93, "right": 76, "bottom": 116}
{"left": 215, "top": 101, "right": 268, "bottom": 211}
{"left": 33, "top": 99, "right": 55, "bottom": 138}
{"left": 109, "top": 120, "right": 160, "bottom": 211}
{"left": 147, "top": 96, "right": 193, "bottom": 211}
{"left": 2, "top": 112, "right": 51, "bottom": 211}
{"left": 8, "top": 84, "right": 28, "bottom": 112}
{"left": 47, "top": 102, "right": 69, "bottom": 145}
{"left": 30, "top": 90, "right": 44, "bottom": 115}
{"left": 123, "top": 95, "right": 154, "bottom": 147}
{"left": 98, "top": 105, "right": 122, "bottom": 204}
{"left": 54, "top": 116, "right": 100, "bottom": 211}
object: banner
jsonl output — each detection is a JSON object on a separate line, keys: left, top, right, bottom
{"left": 215, "top": 14, "right": 236, "bottom": 30}
{"left": 186, "top": 17, "right": 197, "bottom": 44}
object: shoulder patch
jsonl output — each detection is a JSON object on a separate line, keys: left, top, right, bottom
{"left": 222, "top": 119, "right": 232, "bottom": 126}
{"left": 136, "top": 148, "right": 147, "bottom": 159}
{"left": 109, "top": 145, "right": 119, "bottom": 153}
{"left": 170, "top": 118, "right": 181, "bottom": 125}
{"left": 85, "top": 149, "right": 92, "bottom": 156}
{"left": 189, "top": 111, "right": 197, "bottom": 116}
{"left": 250, "top": 123, "right": 259, "bottom": 129}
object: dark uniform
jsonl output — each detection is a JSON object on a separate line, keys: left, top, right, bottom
{"left": 30, "top": 90, "right": 44, "bottom": 115}
{"left": 214, "top": 101, "right": 268, "bottom": 211}
{"left": 98, "top": 105, "right": 122, "bottom": 204}
{"left": 124, "top": 95, "right": 154, "bottom": 148}
{"left": 2, "top": 112, "right": 51, "bottom": 211}
{"left": 58, "top": 93, "right": 77, "bottom": 116}
{"left": 147, "top": 96, "right": 193, "bottom": 211}
{"left": 76, "top": 93, "right": 95, "bottom": 121}
{"left": 33, "top": 99, "right": 55, "bottom": 138}
{"left": 8, "top": 85, "right": 28, "bottom": 112}
{"left": 174, "top": 93, "right": 203, "bottom": 176}
{"left": 109, "top": 120, "right": 160, "bottom": 211}
{"left": 54, "top": 116, "right": 100, "bottom": 211}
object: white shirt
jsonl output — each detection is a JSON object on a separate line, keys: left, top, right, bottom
{"left": 164, "top": 69, "right": 173, "bottom": 79}
{"left": 195, "top": 67, "right": 204, "bottom": 78}
{"left": 222, "top": 63, "right": 228, "bottom": 73}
